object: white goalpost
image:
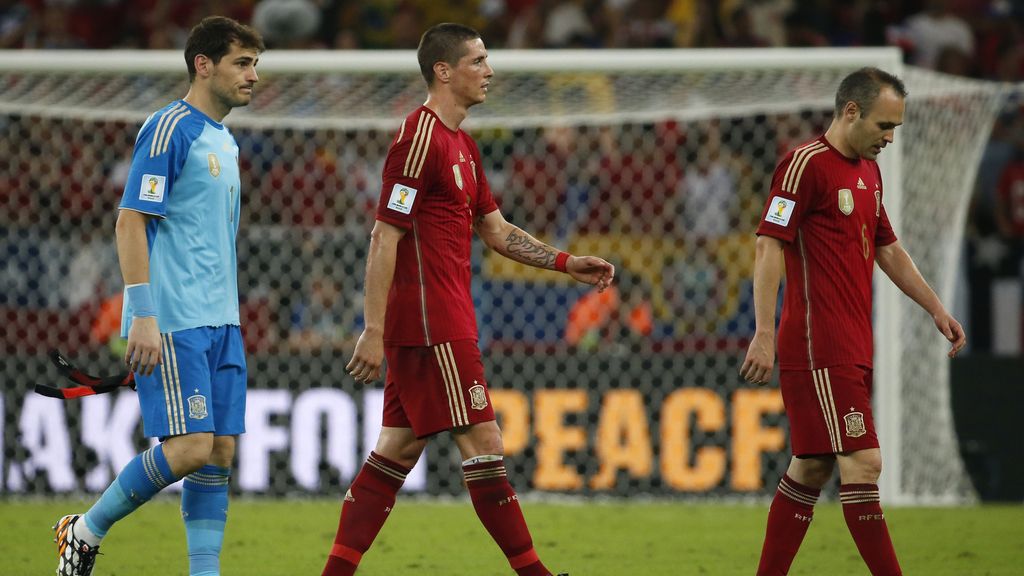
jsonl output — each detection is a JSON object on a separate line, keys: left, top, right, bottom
{"left": 0, "top": 48, "right": 1009, "bottom": 503}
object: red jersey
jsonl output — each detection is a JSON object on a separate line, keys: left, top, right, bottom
{"left": 376, "top": 106, "right": 498, "bottom": 347}
{"left": 756, "top": 137, "right": 898, "bottom": 370}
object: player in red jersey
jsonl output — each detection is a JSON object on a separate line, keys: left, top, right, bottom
{"left": 320, "top": 23, "right": 614, "bottom": 576}
{"left": 740, "top": 68, "right": 966, "bottom": 575}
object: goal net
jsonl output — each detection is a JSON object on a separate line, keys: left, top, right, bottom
{"left": 0, "top": 49, "right": 1008, "bottom": 503}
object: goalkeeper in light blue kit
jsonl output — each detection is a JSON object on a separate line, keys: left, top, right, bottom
{"left": 53, "top": 16, "right": 264, "bottom": 576}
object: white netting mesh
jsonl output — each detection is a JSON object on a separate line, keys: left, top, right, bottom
{"left": 880, "top": 69, "right": 1010, "bottom": 503}
{"left": 0, "top": 50, "right": 1013, "bottom": 502}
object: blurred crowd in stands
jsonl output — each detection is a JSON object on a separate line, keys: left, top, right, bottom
{"left": 0, "top": 0, "right": 1021, "bottom": 80}
{"left": 2, "top": 0, "right": 1024, "bottom": 356}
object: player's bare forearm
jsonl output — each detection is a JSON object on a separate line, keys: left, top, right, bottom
{"left": 348, "top": 221, "right": 404, "bottom": 383}
{"left": 876, "top": 241, "right": 943, "bottom": 316}
{"left": 740, "top": 235, "right": 785, "bottom": 384}
{"left": 361, "top": 221, "right": 404, "bottom": 333}
{"left": 115, "top": 209, "right": 161, "bottom": 374}
{"left": 475, "top": 209, "right": 558, "bottom": 269}
{"left": 115, "top": 209, "right": 153, "bottom": 284}
{"left": 492, "top": 223, "right": 559, "bottom": 269}
{"left": 877, "top": 241, "right": 966, "bottom": 356}
{"left": 502, "top": 226, "right": 560, "bottom": 267}
{"left": 751, "top": 235, "right": 784, "bottom": 335}
{"left": 475, "top": 209, "right": 614, "bottom": 289}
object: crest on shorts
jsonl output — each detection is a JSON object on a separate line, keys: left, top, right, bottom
{"left": 452, "top": 164, "right": 464, "bottom": 190}
{"left": 208, "top": 153, "right": 221, "bottom": 178}
{"left": 844, "top": 411, "right": 866, "bottom": 438}
{"left": 838, "top": 188, "right": 854, "bottom": 215}
{"left": 187, "top": 394, "right": 208, "bottom": 419}
{"left": 469, "top": 383, "right": 488, "bottom": 410}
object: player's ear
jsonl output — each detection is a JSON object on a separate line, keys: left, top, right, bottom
{"left": 194, "top": 54, "right": 211, "bottom": 79}
{"left": 434, "top": 61, "right": 451, "bottom": 84}
{"left": 843, "top": 101, "right": 860, "bottom": 121}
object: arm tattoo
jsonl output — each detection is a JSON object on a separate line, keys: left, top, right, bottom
{"left": 505, "top": 228, "right": 557, "bottom": 269}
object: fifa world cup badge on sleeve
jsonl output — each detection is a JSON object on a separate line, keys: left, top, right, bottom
{"left": 765, "top": 196, "right": 795, "bottom": 226}
{"left": 140, "top": 174, "right": 166, "bottom": 202}
{"left": 387, "top": 183, "right": 417, "bottom": 214}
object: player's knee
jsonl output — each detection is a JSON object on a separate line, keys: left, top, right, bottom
{"left": 395, "top": 438, "right": 427, "bottom": 465}
{"left": 858, "top": 454, "right": 883, "bottom": 482}
{"left": 789, "top": 456, "right": 835, "bottom": 488}
{"left": 453, "top": 421, "right": 504, "bottom": 457}
{"left": 803, "top": 466, "right": 833, "bottom": 488}
{"left": 839, "top": 450, "right": 883, "bottom": 483}
{"left": 209, "top": 436, "right": 237, "bottom": 468}
{"left": 164, "top": 433, "right": 215, "bottom": 475}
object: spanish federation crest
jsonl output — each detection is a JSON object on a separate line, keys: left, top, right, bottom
{"left": 188, "top": 394, "right": 208, "bottom": 419}
{"left": 452, "top": 164, "right": 464, "bottom": 190}
{"left": 838, "top": 188, "right": 854, "bottom": 215}
{"left": 208, "top": 153, "right": 221, "bottom": 178}
{"left": 844, "top": 411, "right": 866, "bottom": 438}
{"left": 469, "top": 383, "right": 488, "bottom": 410}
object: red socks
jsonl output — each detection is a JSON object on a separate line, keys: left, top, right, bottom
{"left": 323, "top": 453, "right": 553, "bottom": 576}
{"left": 757, "top": 474, "right": 821, "bottom": 575}
{"left": 322, "top": 452, "right": 410, "bottom": 576}
{"left": 840, "top": 484, "right": 902, "bottom": 575}
{"left": 464, "top": 457, "right": 551, "bottom": 576}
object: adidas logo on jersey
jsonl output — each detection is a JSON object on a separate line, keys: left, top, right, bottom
{"left": 857, "top": 177, "right": 867, "bottom": 189}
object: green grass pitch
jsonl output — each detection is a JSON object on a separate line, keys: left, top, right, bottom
{"left": 2, "top": 498, "right": 1021, "bottom": 575}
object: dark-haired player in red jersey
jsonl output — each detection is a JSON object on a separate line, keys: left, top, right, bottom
{"left": 320, "top": 23, "right": 614, "bottom": 576}
{"left": 740, "top": 67, "right": 966, "bottom": 576}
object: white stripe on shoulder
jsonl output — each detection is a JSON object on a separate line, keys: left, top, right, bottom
{"left": 155, "top": 108, "right": 191, "bottom": 157}
{"left": 404, "top": 113, "right": 437, "bottom": 179}
{"left": 403, "top": 112, "right": 427, "bottom": 177}
{"left": 783, "top": 142, "right": 827, "bottom": 194}
{"left": 149, "top": 103, "right": 185, "bottom": 158}
{"left": 781, "top": 141, "right": 821, "bottom": 192}
{"left": 396, "top": 118, "right": 407, "bottom": 143}
{"left": 411, "top": 115, "right": 437, "bottom": 179}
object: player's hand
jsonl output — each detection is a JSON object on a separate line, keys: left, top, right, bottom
{"left": 740, "top": 330, "right": 775, "bottom": 385}
{"left": 933, "top": 311, "right": 967, "bottom": 358}
{"left": 347, "top": 328, "right": 384, "bottom": 384}
{"left": 567, "top": 256, "right": 615, "bottom": 292}
{"left": 125, "top": 316, "right": 161, "bottom": 376}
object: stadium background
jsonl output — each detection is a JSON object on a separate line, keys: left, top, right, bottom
{"left": 0, "top": 0, "right": 1022, "bottom": 507}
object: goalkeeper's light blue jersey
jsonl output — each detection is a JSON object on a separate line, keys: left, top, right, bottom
{"left": 119, "top": 100, "right": 241, "bottom": 336}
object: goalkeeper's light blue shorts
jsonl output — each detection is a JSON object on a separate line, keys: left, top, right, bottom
{"left": 133, "top": 325, "right": 247, "bottom": 439}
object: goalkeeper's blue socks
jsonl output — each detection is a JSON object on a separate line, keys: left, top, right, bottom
{"left": 182, "top": 465, "right": 231, "bottom": 576}
{"left": 81, "top": 443, "right": 180, "bottom": 545}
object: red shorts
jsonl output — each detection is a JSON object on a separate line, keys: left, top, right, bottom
{"left": 780, "top": 365, "right": 878, "bottom": 457}
{"left": 383, "top": 340, "right": 496, "bottom": 438}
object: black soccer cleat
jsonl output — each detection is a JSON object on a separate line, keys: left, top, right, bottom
{"left": 53, "top": 514, "right": 100, "bottom": 576}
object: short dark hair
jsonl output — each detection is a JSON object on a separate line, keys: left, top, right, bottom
{"left": 185, "top": 16, "right": 265, "bottom": 82}
{"left": 417, "top": 23, "right": 481, "bottom": 86}
{"left": 834, "top": 67, "right": 908, "bottom": 117}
